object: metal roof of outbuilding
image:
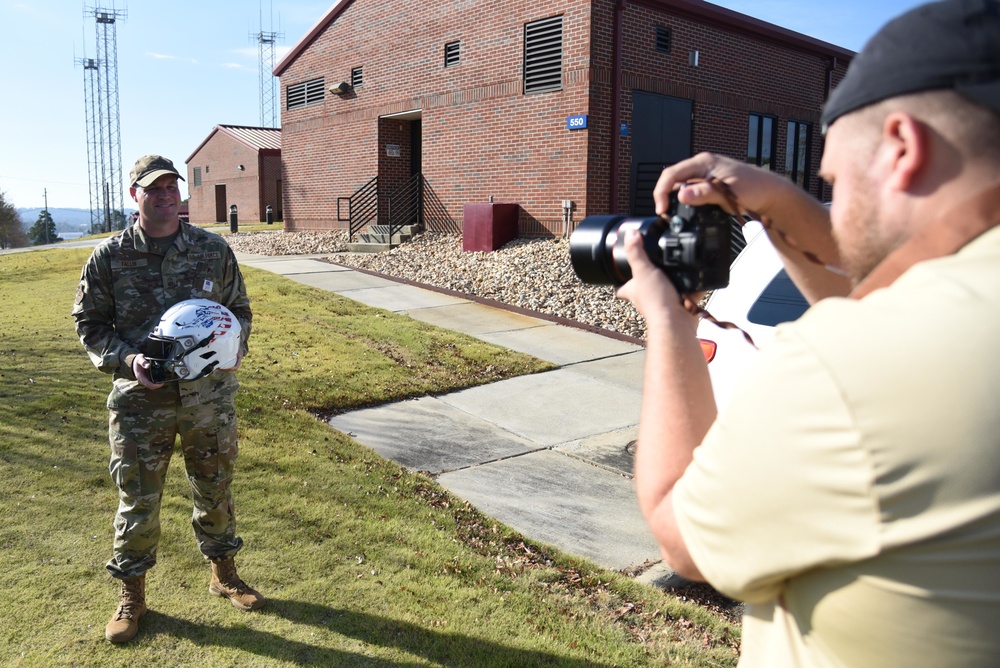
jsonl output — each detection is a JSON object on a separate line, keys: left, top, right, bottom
{"left": 186, "top": 125, "right": 281, "bottom": 164}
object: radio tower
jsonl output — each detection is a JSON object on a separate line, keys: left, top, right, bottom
{"left": 252, "top": 2, "right": 283, "bottom": 128}
{"left": 78, "top": 5, "right": 126, "bottom": 233}
{"left": 77, "top": 55, "right": 102, "bottom": 234}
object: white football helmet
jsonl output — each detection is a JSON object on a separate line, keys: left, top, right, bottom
{"left": 144, "top": 299, "right": 242, "bottom": 383}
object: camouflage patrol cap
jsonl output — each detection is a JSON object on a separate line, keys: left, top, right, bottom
{"left": 130, "top": 154, "right": 185, "bottom": 188}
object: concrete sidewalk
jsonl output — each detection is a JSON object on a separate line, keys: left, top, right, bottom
{"left": 7, "top": 236, "right": 677, "bottom": 583}
{"left": 238, "top": 253, "right": 673, "bottom": 582}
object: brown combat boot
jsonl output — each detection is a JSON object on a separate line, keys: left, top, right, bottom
{"left": 105, "top": 574, "right": 147, "bottom": 643}
{"left": 209, "top": 557, "right": 265, "bottom": 611}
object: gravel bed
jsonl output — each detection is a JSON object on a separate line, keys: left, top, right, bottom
{"left": 224, "top": 230, "right": 647, "bottom": 339}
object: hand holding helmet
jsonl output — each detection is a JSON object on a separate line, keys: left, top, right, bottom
{"left": 132, "top": 353, "right": 165, "bottom": 389}
{"left": 142, "top": 299, "right": 243, "bottom": 384}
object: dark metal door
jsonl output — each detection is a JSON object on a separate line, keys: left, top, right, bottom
{"left": 629, "top": 92, "right": 693, "bottom": 215}
{"left": 214, "top": 184, "right": 227, "bottom": 223}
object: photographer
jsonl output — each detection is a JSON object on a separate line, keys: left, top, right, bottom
{"left": 618, "top": 1, "right": 1000, "bottom": 664}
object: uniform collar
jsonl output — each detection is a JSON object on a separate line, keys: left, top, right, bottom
{"left": 130, "top": 220, "right": 189, "bottom": 253}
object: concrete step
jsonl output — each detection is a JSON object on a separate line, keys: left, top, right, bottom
{"left": 370, "top": 224, "right": 419, "bottom": 236}
{"left": 346, "top": 241, "right": 392, "bottom": 253}
{"left": 360, "top": 232, "right": 412, "bottom": 245}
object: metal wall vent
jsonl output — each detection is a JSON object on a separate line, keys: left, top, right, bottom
{"left": 656, "top": 25, "right": 672, "bottom": 53}
{"left": 287, "top": 77, "right": 325, "bottom": 109}
{"left": 524, "top": 15, "right": 563, "bottom": 93}
{"left": 445, "top": 41, "right": 461, "bottom": 67}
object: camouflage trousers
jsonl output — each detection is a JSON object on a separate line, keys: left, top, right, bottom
{"left": 105, "top": 394, "right": 243, "bottom": 579}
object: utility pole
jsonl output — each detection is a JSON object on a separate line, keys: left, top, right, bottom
{"left": 44, "top": 188, "right": 50, "bottom": 245}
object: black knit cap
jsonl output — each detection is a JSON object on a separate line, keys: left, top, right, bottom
{"left": 822, "top": 0, "right": 1000, "bottom": 131}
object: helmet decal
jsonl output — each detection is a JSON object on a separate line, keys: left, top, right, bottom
{"left": 144, "top": 299, "right": 241, "bottom": 383}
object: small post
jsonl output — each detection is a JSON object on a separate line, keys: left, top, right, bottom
{"left": 265, "top": 204, "right": 274, "bottom": 225}
{"left": 229, "top": 204, "right": 238, "bottom": 233}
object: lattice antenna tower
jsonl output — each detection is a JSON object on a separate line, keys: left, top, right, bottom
{"left": 79, "top": 5, "right": 126, "bottom": 232}
{"left": 252, "top": 1, "right": 283, "bottom": 128}
{"left": 76, "top": 52, "right": 102, "bottom": 234}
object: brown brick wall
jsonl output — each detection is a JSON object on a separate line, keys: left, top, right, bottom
{"left": 187, "top": 133, "right": 282, "bottom": 225}
{"left": 278, "top": 0, "right": 849, "bottom": 236}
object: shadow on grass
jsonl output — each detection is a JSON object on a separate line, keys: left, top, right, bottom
{"left": 144, "top": 598, "right": 616, "bottom": 667}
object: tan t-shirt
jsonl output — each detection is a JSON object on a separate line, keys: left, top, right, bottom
{"left": 674, "top": 226, "right": 1000, "bottom": 667}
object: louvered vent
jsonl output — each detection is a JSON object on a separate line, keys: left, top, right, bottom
{"left": 445, "top": 41, "right": 461, "bottom": 67}
{"left": 351, "top": 67, "right": 363, "bottom": 88}
{"left": 524, "top": 15, "right": 563, "bottom": 94}
{"left": 286, "top": 78, "right": 325, "bottom": 110}
{"left": 656, "top": 25, "right": 672, "bottom": 53}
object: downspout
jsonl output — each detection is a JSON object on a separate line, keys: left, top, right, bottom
{"left": 825, "top": 57, "right": 838, "bottom": 102}
{"left": 822, "top": 57, "right": 839, "bottom": 200}
{"left": 610, "top": 0, "right": 625, "bottom": 212}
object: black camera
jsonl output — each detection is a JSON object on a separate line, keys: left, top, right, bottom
{"left": 568, "top": 194, "right": 732, "bottom": 292}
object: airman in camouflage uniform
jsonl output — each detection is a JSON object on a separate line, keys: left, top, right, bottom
{"left": 72, "top": 155, "right": 265, "bottom": 644}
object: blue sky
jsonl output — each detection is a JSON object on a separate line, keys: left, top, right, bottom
{"left": 0, "top": 0, "right": 928, "bottom": 210}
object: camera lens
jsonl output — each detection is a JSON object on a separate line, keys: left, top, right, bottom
{"left": 569, "top": 215, "right": 666, "bottom": 286}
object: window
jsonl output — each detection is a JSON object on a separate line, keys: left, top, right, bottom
{"left": 747, "top": 113, "right": 777, "bottom": 170}
{"left": 445, "top": 41, "right": 461, "bottom": 67}
{"left": 785, "top": 120, "right": 812, "bottom": 190}
{"left": 524, "top": 15, "right": 563, "bottom": 94}
{"left": 747, "top": 269, "right": 810, "bottom": 326}
{"left": 351, "top": 67, "right": 363, "bottom": 89}
{"left": 655, "top": 25, "right": 672, "bottom": 53}
{"left": 286, "top": 77, "right": 325, "bottom": 110}
{"left": 193, "top": 167, "right": 202, "bottom": 186}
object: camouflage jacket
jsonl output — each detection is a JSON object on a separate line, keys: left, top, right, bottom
{"left": 72, "top": 221, "right": 252, "bottom": 408}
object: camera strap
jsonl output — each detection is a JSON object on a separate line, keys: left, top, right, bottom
{"left": 681, "top": 178, "right": 1000, "bottom": 346}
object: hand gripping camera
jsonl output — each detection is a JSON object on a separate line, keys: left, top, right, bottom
{"left": 569, "top": 193, "right": 732, "bottom": 292}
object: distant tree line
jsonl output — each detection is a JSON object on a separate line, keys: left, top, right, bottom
{"left": 0, "top": 191, "right": 29, "bottom": 249}
{"left": 28, "top": 210, "right": 63, "bottom": 246}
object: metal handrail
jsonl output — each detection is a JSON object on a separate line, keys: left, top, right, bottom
{"left": 386, "top": 172, "right": 423, "bottom": 242}
{"left": 341, "top": 176, "right": 378, "bottom": 241}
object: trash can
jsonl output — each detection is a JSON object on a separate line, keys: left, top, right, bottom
{"left": 229, "top": 204, "right": 238, "bottom": 233}
{"left": 462, "top": 203, "right": 519, "bottom": 252}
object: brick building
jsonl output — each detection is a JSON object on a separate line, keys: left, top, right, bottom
{"left": 185, "top": 125, "right": 282, "bottom": 226}
{"left": 274, "top": 0, "right": 853, "bottom": 237}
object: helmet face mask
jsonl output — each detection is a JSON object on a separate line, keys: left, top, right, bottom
{"left": 143, "top": 299, "right": 241, "bottom": 383}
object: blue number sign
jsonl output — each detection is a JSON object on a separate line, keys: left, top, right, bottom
{"left": 566, "top": 114, "right": 588, "bottom": 130}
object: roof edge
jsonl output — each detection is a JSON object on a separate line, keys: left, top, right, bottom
{"left": 274, "top": 0, "right": 355, "bottom": 77}
{"left": 186, "top": 125, "right": 223, "bottom": 164}
{"left": 185, "top": 125, "right": 282, "bottom": 164}
{"left": 273, "top": 0, "right": 854, "bottom": 80}
{"left": 635, "top": 0, "right": 855, "bottom": 60}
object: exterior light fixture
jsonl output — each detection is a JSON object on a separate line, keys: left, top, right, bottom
{"left": 329, "top": 82, "right": 351, "bottom": 94}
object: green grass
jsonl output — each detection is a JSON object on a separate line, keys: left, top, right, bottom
{"left": 0, "top": 248, "right": 740, "bottom": 667}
